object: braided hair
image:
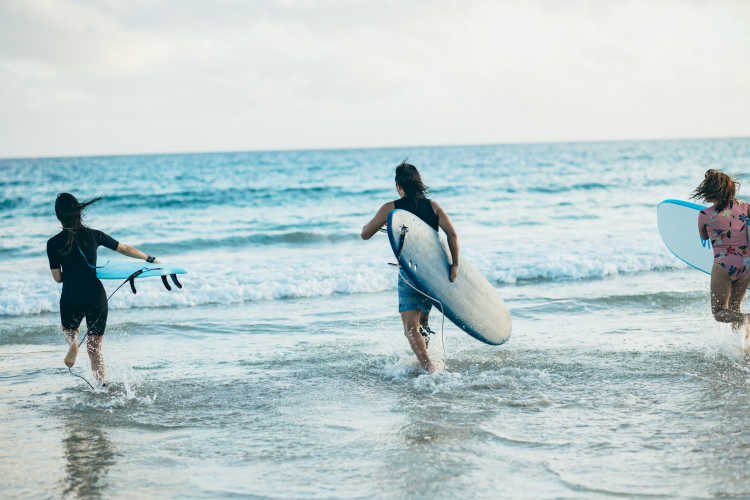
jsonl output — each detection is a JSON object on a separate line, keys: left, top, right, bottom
{"left": 55, "top": 193, "right": 102, "bottom": 255}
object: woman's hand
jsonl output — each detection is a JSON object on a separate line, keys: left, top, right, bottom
{"left": 361, "top": 202, "right": 395, "bottom": 240}
{"left": 449, "top": 264, "right": 458, "bottom": 282}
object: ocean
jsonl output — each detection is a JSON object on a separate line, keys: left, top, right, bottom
{"left": 3, "top": 138, "right": 750, "bottom": 498}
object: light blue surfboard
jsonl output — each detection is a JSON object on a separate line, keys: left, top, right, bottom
{"left": 386, "top": 209, "right": 511, "bottom": 345}
{"left": 95, "top": 260, "right": 187, "bottom": 293}
{"left": 95, "top": 261, "right": 187, "bottom": 280}
{"left": 657, "top": 199, "right": 712, "bottom": 274}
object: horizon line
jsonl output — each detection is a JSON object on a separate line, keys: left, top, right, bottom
{"left": 2, "top": 134, "right": 749, "bottom": 161}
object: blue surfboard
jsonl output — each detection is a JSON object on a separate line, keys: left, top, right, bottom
{"left": 386, "top": 209, "right": 511, "bottom": 345}
{"left": 95, "top": 260, "right": 187, "bottom": 293}
{"left": 95, "top": 261, "right": 187, "bottom": 280}
{"left": 657, "top": 199, "right": 712, "bottom": 274}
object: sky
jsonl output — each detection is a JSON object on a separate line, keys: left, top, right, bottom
{"left": 0, "top": 0, "right": 748, "bottom": 158}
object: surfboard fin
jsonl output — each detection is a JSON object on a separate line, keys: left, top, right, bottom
{"left": 158, "top": 274, "right": 183, "bottom": 291}
{"left": 126, "top": 269, "right": 145, "bottom": 294}
{"left": 161, "top": 275, "right": 172, "bottom": 291}
{"left": 170, "top": 274, "right": 182, "bottom": 289}
{"left": 395, "top": 226, "right": 408, "bottom": 259}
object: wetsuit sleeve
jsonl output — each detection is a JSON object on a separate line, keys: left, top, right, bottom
{"left": 95, "top": 230, "right": 119, "bottom": 251}
{"left": 47, "top": 239, "right": 61, "bottom": 269}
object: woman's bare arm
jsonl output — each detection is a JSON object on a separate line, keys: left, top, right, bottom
{"left": 116, "top": 243, "right": 160, "bottom": 263}
{"left": 432, "top": 201, "right": 459, "bottom": 282}
{"left": 699, "top": 223, "right": 709, "bottom": 241}
{"left": 361, "top": 202, "right": 394, "bottom": 240}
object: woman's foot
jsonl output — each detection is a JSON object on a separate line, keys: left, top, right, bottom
{"left": 64, "top": 342, "right": 78, "bottom": 368}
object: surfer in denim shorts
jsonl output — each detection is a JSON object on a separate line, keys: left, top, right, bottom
{"left": 361, "top": 162, "right": 459, "bottom": 373}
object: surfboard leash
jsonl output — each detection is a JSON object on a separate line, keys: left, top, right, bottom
{"left": 68, "top": 367, "right": 95, "bottom": 390}
{"left": 398, "top": 272, "right": 447, "bottom": 357}
{"left": 381, "top": 224, "right": 448, "bottom": 356}
{"left": 67, "top": 266, "right": 155, "bottom": 390}
{"left": 76, "top": 270, "right": 143, "bottom": 349}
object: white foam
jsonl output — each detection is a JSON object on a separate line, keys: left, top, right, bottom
{"left": 0, "top": 234, "right": 684, "bottom": 317}
{"left": 0, "top": 254, "right": 396, "bottom": 316}
{"left": 483, "top": 239, "right": 682, "bottom": 284}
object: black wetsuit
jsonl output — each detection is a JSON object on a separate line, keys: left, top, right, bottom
{"left": 394, "top": 197, "right": 439, "bottom": 230}
{"left": 47, "top": 228, "right": 119, "bottom": 335}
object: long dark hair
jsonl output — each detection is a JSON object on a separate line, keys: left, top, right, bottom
{"left": 55, "top": 193, "right": 101, "bottom": 254}
{"left": 395, "top": 162, "right": 428, "bottom": 206}
{"left": 691, "top": 169, "right": 738, "bottom": 211}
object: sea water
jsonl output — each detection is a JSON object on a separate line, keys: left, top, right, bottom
{"left": 2, "top": 139, "right": 750, "bottom": 498}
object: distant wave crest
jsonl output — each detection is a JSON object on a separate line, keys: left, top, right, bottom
{"left": 0, "top": 248, "right": 686, "bottom": 317}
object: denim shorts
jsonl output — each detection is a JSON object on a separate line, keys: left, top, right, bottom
{"left": 398, "top": 272, "right": 433, "bottom": 314}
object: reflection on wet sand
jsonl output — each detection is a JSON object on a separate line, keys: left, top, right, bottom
{"left": 60, "top": 421, "right": 117, "bottom": 499}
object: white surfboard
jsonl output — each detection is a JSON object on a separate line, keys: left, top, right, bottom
{"left": 386, "top": 209, "right": 511, "bottom": 345}
{"left": 657, "top": 199, "right": 712, "bottom": 274}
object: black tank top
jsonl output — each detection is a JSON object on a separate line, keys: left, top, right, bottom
{"left": 394, "top": 197, "right": 439, "bottom": 231}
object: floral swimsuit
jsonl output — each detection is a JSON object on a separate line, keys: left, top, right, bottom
{"left": 698, "top": 200, "right": 750, "bottom": 281}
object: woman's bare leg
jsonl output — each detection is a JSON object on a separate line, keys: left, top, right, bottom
{"left": 418, "top": 311, "right": 432, "bottom": 346}
{"left": 728, "top": 272, "right": 750, "bottom": 339}
{"left": 401, "top": 310, "right": 435, "bottom": 373}
{"left": 711, "top": 263, "right": 747, "bottom": 326}
{"left": 420, "top": 312, "right": 430, "bottom": 329}
{"left": 86, "top": 335, "right": 106, "bottom": 385}
{"left": 63, "top": 328, "right": 79, "bottom": 368}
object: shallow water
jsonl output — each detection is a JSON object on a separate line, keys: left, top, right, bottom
{"left": 3, "top": 139, "right": 750, "bottom": 498}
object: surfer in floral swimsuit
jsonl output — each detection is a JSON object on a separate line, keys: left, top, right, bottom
{"left": 694, "top": 169, "right": 750, "bottom": 336}
{"left": 361, "top": 162, "right": 459, "bottom": 373}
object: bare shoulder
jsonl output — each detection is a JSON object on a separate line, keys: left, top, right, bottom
{"left": 380, "top": 201, "right": 396, "bottom": 212}
{"left": 430, "top": 199, "right": 446, "bottom": 214}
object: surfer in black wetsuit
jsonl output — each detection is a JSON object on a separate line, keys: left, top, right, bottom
{"left": 47, "top": 193, "right": 159, "bottom": 385}
{"left": 361, "top": 162, "right": 459, "bottom": 373}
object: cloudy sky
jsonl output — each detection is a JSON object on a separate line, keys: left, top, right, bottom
{"left": 1, "top": 0, "right": 748, "bottom": 158}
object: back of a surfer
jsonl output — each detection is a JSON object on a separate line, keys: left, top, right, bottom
{"left": 360, "top": 162, "right": 459, "bottom": 373}
{"left": 693, "top": 169, "right": 750, "bottom": 340}
{"left": 46, "top": 193, "right": 159, "bottom": 386}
